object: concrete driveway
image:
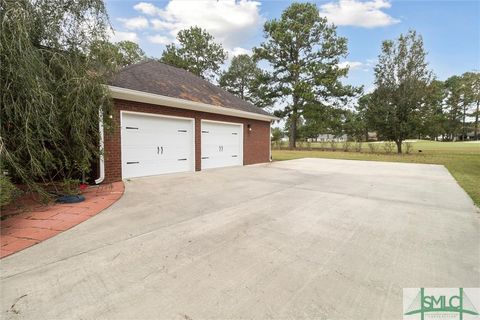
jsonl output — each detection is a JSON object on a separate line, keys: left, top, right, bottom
{"left": 1, "top": 158, "right": 479, "bottom": 319}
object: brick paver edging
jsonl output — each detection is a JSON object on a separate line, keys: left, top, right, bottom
{"left": 0, "top": 182, "right": 124, "bottom": 258}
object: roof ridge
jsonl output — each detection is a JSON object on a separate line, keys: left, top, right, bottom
{"left": 117, "top": 59, "right": 155, "bottom": 73}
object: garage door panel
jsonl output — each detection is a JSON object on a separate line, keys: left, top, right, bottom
{"left": 123, "top": 130, "right": 192, "bottom": 147}
{"left": 201, "top": 121, "right": 242, "bottom": 170}
{"left": 121, "top": 113, "right": 194, "bottom": 179}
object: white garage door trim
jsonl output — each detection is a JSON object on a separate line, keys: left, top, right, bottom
{"left": 201, "top": 119, "right": 243, "bottom": 170}
{"left": 120, "top": 111, "right": 195, "bottom": 179}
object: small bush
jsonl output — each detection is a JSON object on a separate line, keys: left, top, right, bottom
{"left": 354, "top": 141, "right": 362, "bottom": 152}
{"left": 319, "top": 141, "right": 327, "bottom": 150}
{"left": 0, "top": 174, "right": 18, "bottom": 207}
{"left": 383, "top": 141, "right": 395, "bottom": 154}
{"left": 342, "top": 141, "right": 351, "bottom": 152}
{"left": 61, "top": 179, "right": 81, "bottom": 196}
{"left": 306, "top": 141, "right": 312, "bottom": 150}
{"left": 329, "top": 140, "right": 337, "bottom": 151}
{"left": 404, "top": 142, "right": 413, "bottom": 154}
{"left": 368, "top": 143, "right": 378, "bottom": 153}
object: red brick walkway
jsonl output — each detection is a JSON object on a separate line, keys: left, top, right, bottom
{"left": 0, "top": 182, "right": 124, "bottom": 259}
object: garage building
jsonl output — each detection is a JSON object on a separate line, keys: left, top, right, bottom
{"left": 101, "top": 60, "right": 276, "bottom": 182}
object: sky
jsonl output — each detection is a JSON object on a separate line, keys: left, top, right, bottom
{"left": 105, "top": 0, "right": 480, "bottom": 90}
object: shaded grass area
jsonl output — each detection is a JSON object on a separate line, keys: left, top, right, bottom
{"left": 272, "top": 141, "right": 480, "bottom": 207}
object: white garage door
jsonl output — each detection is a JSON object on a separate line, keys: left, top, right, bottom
{"left": 201, "top": 120, "right": 243, "bottom": 170}
{"left": 121, "top": 112, "right": 194, "bottom": 179}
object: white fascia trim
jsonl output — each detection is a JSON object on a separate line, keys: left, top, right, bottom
{"left": 108, "top": 85, "right": 279, "bottom": 122}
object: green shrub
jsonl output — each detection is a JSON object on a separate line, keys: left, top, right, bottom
{"left": 383, "top": 141, "right": 395, "bottom": 154}
{"left": 354, "top": 141, "right": 362, "bottom": 152}
{"left": 61, "top": 179, "right": 81, "bottom": 196}
{"left": 0, "top": 174, "right": 18, "bottom": 207}
{"left": 404, "top": 142, "right": 413, "bottom": 154}
{"left": 368, "top": 143, "right": 378, "bottom": 153}
{"left": 342, "top": 141, "right": 351, "bottom": 152}
{"left": 319, "top": 141, "right": 327, "bottom": 150}
{"left": 329, "top": 140, "right": 337, "bottom": 151}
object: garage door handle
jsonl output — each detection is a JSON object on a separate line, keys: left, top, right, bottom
{"left": 177, "top": 158, "right": 187, "bottom": 161}
{"left": 178, "top": 129, "right": 187, "bottom": 133}
{"left": 157, "top": 146, "right": 159, "bottom": 154}
{"left": 202, "top": 130, "right": 209, "bottom": 133}
{"left": 202, "top": 157, "right": 209, "bottom": 159}
{"left": 232, "top": 155, "right": 238, "bottom": 157}
{"left": 127, "top": 161, "right": 139, "bottom": 164}
{"left": 126, "top": 127, "right": 138, "bottom": 130}
{"left": 161, "top": 146, "right": 163, "bottom": 154}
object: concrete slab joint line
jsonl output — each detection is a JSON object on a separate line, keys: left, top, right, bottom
{"left": 0, "top": 182, "right": 125, "bottom": 259}
{"left": 0, "top": 159, "right": 479, "bottom": 319}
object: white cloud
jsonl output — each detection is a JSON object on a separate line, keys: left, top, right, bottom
{"left": 151, "top": 19, "right": 175, "bottom": 31}
{"left": 338, "top": 61, "right": 363, "bottom": 70}
{"left": 319, "top": 0, "right": 400, "bottom": 28}
{"left": 229, "top": 47, "right": 251, "bottom": 57}
{"left": 147, "top": 35, "right": 173, "bottom": 45}
{"left": 108, "top": 29, "right": 139, "bottom": 43}
{"left": 118, "top": 16, "right": 149, "bottom": 30}
{"left": 134, "top": 2, "right": 162, "bottom": 16}
{"left": 131, "top": 0, "right": 263, "bottom": 49}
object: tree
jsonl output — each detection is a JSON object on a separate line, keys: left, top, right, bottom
{"left": 271, "top": 127, "right": 284, "bottom": 142}
{"left": 420, "top": 80, "right": 446, "bottom": 140}
{"left": 89, "top": 41, "right": 123, "bottom": 74}
{"left": 1, "top": 0, "right": 113, "bottom": 197}
{"left": 254, "top": 3, "right": 357, "bottom": 148}
{"left": 443, "top": 76, "right": 464, "bottom": 141}
{"left": 370, "top": 30, "right": 433, "bottom": 152}
{"left": 461, "top": 72, "right": 480, "bottom": 140}
{"left": 343, "top": 110, "right": 367, "bottom": 142}
{"left": 357, "top": 93, "right": 374, "bottom": 141}
{"left": 89, "top": 40, "right": 146, "bottom": 73}
{"left": 161, "top": 26, "right": 227, "bottom": 80}
{"left": 219, "top": 54, "right": 272, "bottom": 108}
{"left": 301, "top": 102, "right": 345, "bottom": 140}
{"left": 116, "top": 41, "right": 146, "bottom": 66}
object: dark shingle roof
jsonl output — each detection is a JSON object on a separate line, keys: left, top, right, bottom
{"left": 109, "top": 60, "right": 272, "bottom": 117}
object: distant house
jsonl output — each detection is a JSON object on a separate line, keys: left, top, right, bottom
{"left": 437, "top": 131, "right": 477, "bottom": 141}
{"left": 367, "top": 132, "right": 378, "bottom": 141}
{"left": 460, "top": 131, "right": 476, "bottom": 141}
{"left": 315, "top": 134, "right": 348, "bottom": 142}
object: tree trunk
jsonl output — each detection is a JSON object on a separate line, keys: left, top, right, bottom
{"left": 475, "top": 100, "right": 479, "bottom": 140}
{"left": 289, "top": 96, "right": 299, "bottom": 149}
{"left": 396, "top": 140, "right": 402, "bottom": 154}
{"left": 289, "top": 112, "right": 297, "bottom": 149}
{"left": 462, "top": 102, "right": 467, "bottom": 141}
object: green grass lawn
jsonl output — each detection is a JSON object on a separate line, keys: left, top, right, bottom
{"left": 272, "top": 140, "right": 480, "bottom": 207}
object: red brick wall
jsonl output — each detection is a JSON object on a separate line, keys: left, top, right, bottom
{"left": 103, "top": 99, "right": 271, "bottom": 182}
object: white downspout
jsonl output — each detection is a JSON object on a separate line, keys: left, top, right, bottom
{"left": 95, "top": 110, "right": 105, "bottom": 184}
{"left": 269, "top": 121, "right": 272, "bottom": 162}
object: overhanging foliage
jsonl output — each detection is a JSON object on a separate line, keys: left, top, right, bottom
{"left": 0, "top": 0, "right": 113, "bottom": 196}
